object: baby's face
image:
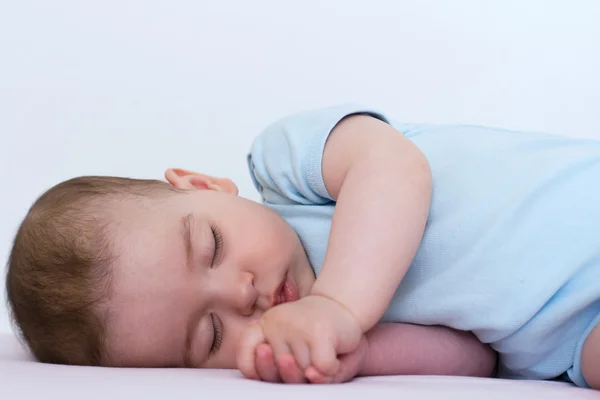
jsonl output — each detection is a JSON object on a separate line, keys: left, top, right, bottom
{"left": 101, "top": 182, "right": 315, "bottom": 369}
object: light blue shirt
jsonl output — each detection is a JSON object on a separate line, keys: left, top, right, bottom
{"left": 246, "top": 104, "right": 600, "bottom": 387}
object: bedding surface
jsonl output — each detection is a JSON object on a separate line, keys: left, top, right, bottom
{"left": 1, "top": 333, "right": 597, "bottom": 399}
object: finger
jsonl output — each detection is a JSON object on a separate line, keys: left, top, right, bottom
{"left": 276, "top": 352, "right": 307, "bottom": 384}
{"left": 290, "top": 341, "right": 311, "bottom": 370}
{"left": 305, "top": 365, "right": 333, "bottom": 384}
{"left": 255, "top": 344, "right": 280, "bottom": 383}
{"left": 332, "top": 352, "right": 361, "bottom": 383}
{"left": 269, "top": 337, "right": 300, "bottom": 382}
{"left": 310, "top": 339, "right": 340, "bottom": 377}
{"left": 332, "top": 338, "right": 368, "bottom": 383}
{"left": 269, "top": 338, "right": 292, "bottom": 363}
{"left": 236, "top": 323, "right": 266, "bottom": 380}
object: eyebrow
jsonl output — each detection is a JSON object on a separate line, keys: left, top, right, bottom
{"left": 181, "top": 213, "right": 194, "bottom": 367}
{"left": 182, "top": 213, "right": 194, "bottom": 272}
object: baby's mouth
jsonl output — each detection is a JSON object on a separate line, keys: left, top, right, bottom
{"left": 272, "top": 274, "right": 299, "bottom": 307}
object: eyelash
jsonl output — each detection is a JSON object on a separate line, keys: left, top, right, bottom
{"left": 210, "top": 224, "right": 223, "bottom": 267}
{"left": 207, "top": 225, "right": 223, "bottom": 355}
{"left": 210, "top": 313, "right": 223, "bottom": 355}
{"left": 207, "top": 224, "right": 223, "bottom": 355}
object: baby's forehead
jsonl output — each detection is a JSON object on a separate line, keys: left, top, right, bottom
{"left": 104, "top": 217, "right": 187, "bottom": 333}
{"left": 102, "top": 221, "right": 194, "bottom": 365}
{"left": 107, "top": 193, "right": 209, "bottom": 288}
{"left": 105, "top": 196, "right": 181, "bottom": 235}
{"left": 102, "top": 288, "right": 187, "bottom": 368}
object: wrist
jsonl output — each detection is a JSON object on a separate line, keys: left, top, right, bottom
{"left": 357, "top": 334, "right": 371, "bottom": 377}
{"left": 309, "top": 284, "right": 370, "bottom": 333}
{"left": 306, "top": 292, "right": 363, "bottom": 333}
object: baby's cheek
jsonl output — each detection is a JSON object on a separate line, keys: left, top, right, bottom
{"left": 206, "top": 322, "right": 248, "bottom": 370}
{"left": 201, "top": 346, "right": 237, "bottom": 369}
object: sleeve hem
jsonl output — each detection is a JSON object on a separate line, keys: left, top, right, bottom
{"left": 306, "top": 105, "right": 392, "bottom": 201}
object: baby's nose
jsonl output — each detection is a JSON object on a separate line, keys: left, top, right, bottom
{"left": 234, "top": 272, "right": 257, "bottom": 316}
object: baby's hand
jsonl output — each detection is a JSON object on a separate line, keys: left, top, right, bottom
{"left": 237, "top": 295, "right": 362, "bottom": 382}
{"left": 253, "top": 335, "right": 369, "bottom": 384}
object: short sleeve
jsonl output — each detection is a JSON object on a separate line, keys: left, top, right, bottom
{"left": 247, "top": 103, "right": 391, "bottom": 206}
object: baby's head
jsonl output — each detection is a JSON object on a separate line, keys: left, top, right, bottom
{"left": 6, "top": 168, "right": 314, "bottom": 369}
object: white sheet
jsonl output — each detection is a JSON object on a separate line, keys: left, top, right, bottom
{"left": 1, "top": 333, "right": 597, "bottom": 399}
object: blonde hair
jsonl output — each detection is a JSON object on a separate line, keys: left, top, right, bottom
{"left": 6, "top": 176, "right": 179, "bottom": 365}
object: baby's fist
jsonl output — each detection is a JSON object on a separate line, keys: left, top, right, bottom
{"left": 237, "top": 295, "right": 362, "bottom": 381}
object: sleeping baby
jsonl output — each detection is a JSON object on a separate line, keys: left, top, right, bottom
{"left": 6, "top": 104, "right": 600, "bottom": 389}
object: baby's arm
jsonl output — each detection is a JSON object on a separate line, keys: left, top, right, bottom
{"left": 312, "top": 115, "right": 432, "bottom": 332}
{"left": 266, "top": 323, "right": 496, "bottom": 384}
{"left": 359, "top": 324, "right": 497, "bottom": 379}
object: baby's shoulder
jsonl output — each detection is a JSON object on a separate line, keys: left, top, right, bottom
{"left": 247, "top": 103, "right": 393, "bottom": 205}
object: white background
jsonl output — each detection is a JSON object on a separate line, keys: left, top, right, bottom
{"left": 1, "top": 0, "right": 599, "bottom": 334}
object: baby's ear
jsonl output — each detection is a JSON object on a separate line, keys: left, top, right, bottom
{"left": 164, "top": 168, "right": 238, "bottom": 195}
